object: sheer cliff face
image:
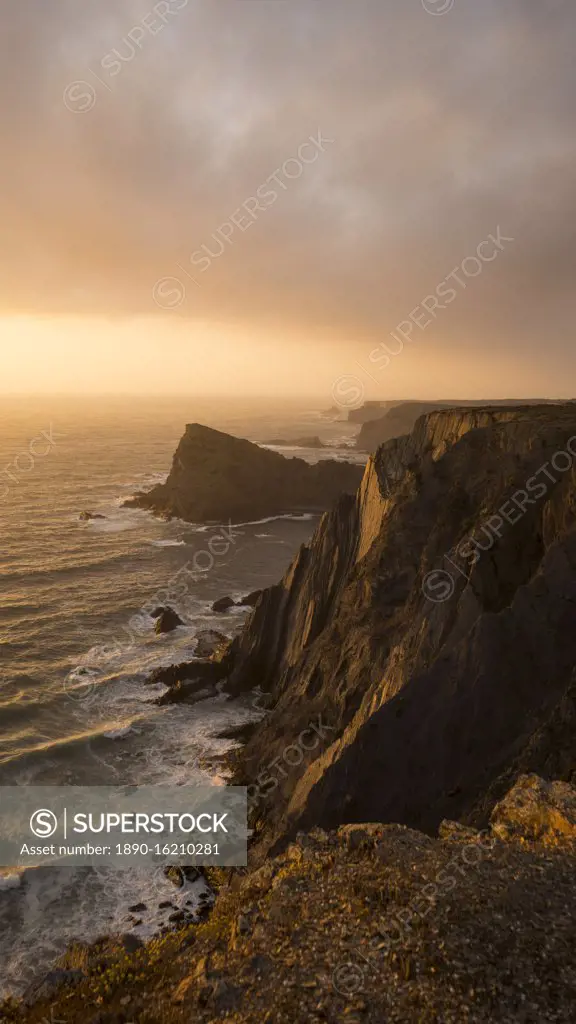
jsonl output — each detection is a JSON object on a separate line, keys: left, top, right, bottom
{"left": 356, "top": 399, "right": 569, "bottom": 452}
{"left": 230, "top": 405, "right": 576, "bottom": 850}
{"left": 125, "top": 423, "right": 364, "bottom": 524}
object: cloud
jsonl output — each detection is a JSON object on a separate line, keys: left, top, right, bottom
{"left": 0, "top": 0, "right": 575, "bottom": 374}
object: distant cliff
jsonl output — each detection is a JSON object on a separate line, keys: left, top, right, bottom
{"left": 356, "top": 399, "right": 570, "bottom": 451}
{"left": 125, "top": 423, "right": 364, "bottom": 524}
{"left": 356, "top": 401, "right": 451, "bottom": 450}
{"left": 347, "top": 400, "right": 390, "bottom": 423}
{"left": 226, "top": 404, "right": 576, "bottom": 853}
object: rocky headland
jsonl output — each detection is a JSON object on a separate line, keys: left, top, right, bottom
{"left": 8, "top": 401, "right": 576, "bottom": 1023}
{"left": 225, "top": 403, "right": 576, "bottom": 856}
{"left": 347, "top": 400, "right": 391, "bottom": 423}
{"left": 125, "top": 423, "right": 364, "bottom": 524}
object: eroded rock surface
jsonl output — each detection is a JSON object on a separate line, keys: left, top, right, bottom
{"left": 225, "top": 404, "right": 576, "bottom": 851}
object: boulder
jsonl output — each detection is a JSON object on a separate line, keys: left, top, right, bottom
{"left": 194, "top": 630, "right": 230, "bottom": 658}
{"left": 79, "top": 511, "right": 106, "bottom": 521}
{"left": 490, "top": 774, "right": 576, "bottom": 843}
{"left": 145, "top": 659, "right": 227, "bottom": 688}
{"left": 212, "top": 596, "right": 235, "bottom": 613}
{"left": 164, "top": 865, "right": 201, "bottom": 888}
{"left": 154, "top": 607, "right": 184, "bottom": 634}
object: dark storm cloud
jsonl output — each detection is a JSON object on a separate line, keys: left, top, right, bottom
{"left": 1, "top": 0, "right": 575, "bottom": 361}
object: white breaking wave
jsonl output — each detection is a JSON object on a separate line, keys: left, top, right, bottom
{"left": 103, "top": 724, "right": 134, "bottom": 740}
{"left": 149, "top": 539, "right": 186, "bottom": 547}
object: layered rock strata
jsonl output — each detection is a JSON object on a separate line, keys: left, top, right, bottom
{"left": 225, "top": 404, "right": 576, "bottom": 852}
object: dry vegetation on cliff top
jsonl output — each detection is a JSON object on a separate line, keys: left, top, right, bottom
{"left": 3, "top": 776, "right": 576, "bottom": 1024}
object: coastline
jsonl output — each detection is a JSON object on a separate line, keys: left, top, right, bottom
{"left": 4, "top": 404, "right": 576, "bottom": 1020}
{"left": 0, "top": 429, "right": 344, "bottom": 1000}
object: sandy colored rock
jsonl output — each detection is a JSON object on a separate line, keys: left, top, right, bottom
{"left": 490, "top": 772, "right": 576, "bottom": 842}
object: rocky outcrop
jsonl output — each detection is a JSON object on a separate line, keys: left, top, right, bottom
{"left": 125, "top": 423, "right": 364, "bottom": 524}
{"left": 212, "top": 596, "right": 235, "bottom": 613}
{"left": 490, "top": 773, "right": 576, "bottom": 842}
{"left": 11, "top": 778, "right": 576, "bottom": 1024}
{"left": 153, "top": 607, "right": 184, "bottom": 633}
{"left": 225, "top": 403, "right": 576, "bottom": 853}
{"left": 145, "top": 658, "right": 228, "bottom": 689}
{"left": 194, "top": 630, "right": 229, "bottom": 658}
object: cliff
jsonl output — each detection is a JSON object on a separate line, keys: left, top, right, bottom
{"left": 125, "top": 423, "right": 364, "bottom": 524}
{"left": 347, "top": 400, "right": 391, "bottom": 423}
{"left": 356, "top": 398, "right": 571, "bottom": 451}
{"left": 226, "top": 404, "right": 576, "bottom": 853}
{"left": 356, "top": 401, "right": 451, "bottom": 450}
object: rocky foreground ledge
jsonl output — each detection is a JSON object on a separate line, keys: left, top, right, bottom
{"left": 125, "top": 423, "right": 364, "bottom": 524}
{"left": 3, "top": 775, "right": 575, "bottom": 1024}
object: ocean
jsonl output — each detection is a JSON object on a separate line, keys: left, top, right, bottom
{"left": 0, "top": 394, "right": 364, "bottom": 997}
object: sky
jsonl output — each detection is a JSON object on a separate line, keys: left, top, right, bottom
{"left": 0, "top": 0, "right": 575, "bottom": 401}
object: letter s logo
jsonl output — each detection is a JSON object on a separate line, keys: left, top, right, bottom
{"left": 30, "top": 809, "right": 58, "bottom": 837}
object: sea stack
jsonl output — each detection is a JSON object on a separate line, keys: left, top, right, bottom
{"left": 125, "top": 423, "right": 364, "bottom": 524}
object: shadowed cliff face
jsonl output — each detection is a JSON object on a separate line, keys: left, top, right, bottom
{"left": 228, "top": 405, "right": 576, "bottom": 852}
{"left": 125, "top": 423, "right": 364, "bottom": 524}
